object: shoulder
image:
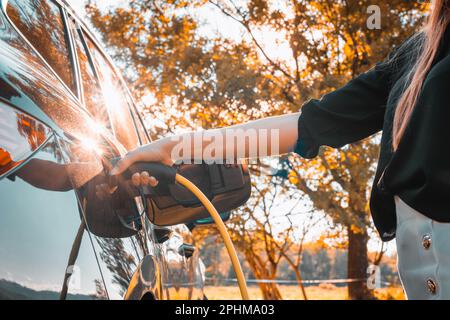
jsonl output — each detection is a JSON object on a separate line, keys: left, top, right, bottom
{"left": 379, "top": 33, "right": 423, "bottom": 82}
{"left": 390, "top": 32, "right": 424, "bottom": 60}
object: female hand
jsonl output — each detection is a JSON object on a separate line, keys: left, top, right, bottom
{"left": 109, "top": 138, "right": 173, "bottom": 187}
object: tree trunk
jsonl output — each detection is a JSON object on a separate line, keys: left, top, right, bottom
{"left": 293, "top": 266, "right": 308, "bottom": 300}
{"left": 347, "top": 226, "right": 374, "bottom": 300}
{"left": 257, "top": 282, "right": 283, "bottom": 300}
{"left": 245, "top": 253, "right": 283, "bottom": 300}
{"left": 283, "top": 255, "right": 308, "bottom": 300}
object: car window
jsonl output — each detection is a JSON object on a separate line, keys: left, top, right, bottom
{"left": 6, "top": 0, "right": 75, "bottom": 93}
{"left": 66, "top": 17, "right": 111, "bottom": 130}
{"left": 81, "top": 33, "right": 139, "bottom": 150}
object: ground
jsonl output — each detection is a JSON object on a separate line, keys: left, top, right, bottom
{"left": 204, "top": 284, "right": 405, "bottom": 300}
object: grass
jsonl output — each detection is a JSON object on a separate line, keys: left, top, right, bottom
{"left": 204, "top": 284, "right": 405, "bottom": 300}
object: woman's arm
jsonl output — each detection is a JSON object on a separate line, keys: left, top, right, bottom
{"left": 110, "top": 113, "right": 300, "bottom": 177}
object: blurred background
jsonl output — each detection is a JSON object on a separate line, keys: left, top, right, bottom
{"left": 67, "top": 0, "right": 428, "bottom": 300}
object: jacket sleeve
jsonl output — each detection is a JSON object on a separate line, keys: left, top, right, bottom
{"left": 294, "top": 59, "right": 397, "bottom": 159}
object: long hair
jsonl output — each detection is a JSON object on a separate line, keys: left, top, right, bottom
{"left": 393, "top": 0, "right": 450, "bottom": 150}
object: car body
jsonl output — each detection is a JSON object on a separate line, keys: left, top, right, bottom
{"left": 0, "top": 0, "right": 205, "bottom": 300}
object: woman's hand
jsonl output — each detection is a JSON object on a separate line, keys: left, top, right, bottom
{"left": 109, "top": 138, "right": 173, "bottom": 187}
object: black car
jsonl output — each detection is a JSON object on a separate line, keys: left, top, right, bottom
{"left": 0, "top": 0, "right": 209, "bottom": 300}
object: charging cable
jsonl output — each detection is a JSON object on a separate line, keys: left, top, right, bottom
{"left": 175, "top": 174, "right": 249, "bottom": 300}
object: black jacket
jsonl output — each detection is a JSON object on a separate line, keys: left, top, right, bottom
{"left": 294, "top": 31, "right": 450, "bottom": 241}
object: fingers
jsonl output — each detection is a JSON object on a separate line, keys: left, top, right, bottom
{"left": 131, "top": 172, "right": 141, "bottom": 186}
{"left": 140, "top": 171, "right": 150, "bottom": 185}
{"left": 148, "top": 175, "right": 159, "bottom": 187}
{"left": 96, "top": 171, "right": 158, "bottom": 201}
{"left": 131, "top": 171, "right": 159, "bottom": 187}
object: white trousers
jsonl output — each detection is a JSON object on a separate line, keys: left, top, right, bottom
{"left": 395, "top": 196, "right": 450, "bottom": 300}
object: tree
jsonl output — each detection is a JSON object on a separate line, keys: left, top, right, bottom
{"left": 227, "top": 173, "right": 314, "bottom": 300}
{"left": 87, "top": 0, "right": 425, "bottom": 299}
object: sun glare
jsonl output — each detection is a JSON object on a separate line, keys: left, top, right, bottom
{"left": 87, "top": 118, "right": 107, "bottom": 135}
{"left": 101, "top": 81, "right": 125, "bottom": 117}
{"left": 79, "top": 136, "right": 103, "bottom": 156}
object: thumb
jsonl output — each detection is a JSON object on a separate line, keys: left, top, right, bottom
{"left": 110, "top": 152, "right": 139, "bottom": 175}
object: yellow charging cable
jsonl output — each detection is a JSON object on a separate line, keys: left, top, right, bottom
{"left": 175, "top": 174, "right": 250, "bottom": 300}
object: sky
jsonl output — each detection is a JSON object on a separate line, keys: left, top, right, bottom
{"left": 65, "top": 0, "right": 85, "bottom": 17}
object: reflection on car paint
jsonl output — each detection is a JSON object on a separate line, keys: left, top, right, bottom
{"left": 83, "top": 32, "right": 140, "bottom": 151}
{"left": 7, "top": 0, "right": 76, "bottom": 92}
{"left": 160, "top": 225, "right": 204, "bottom": 300}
